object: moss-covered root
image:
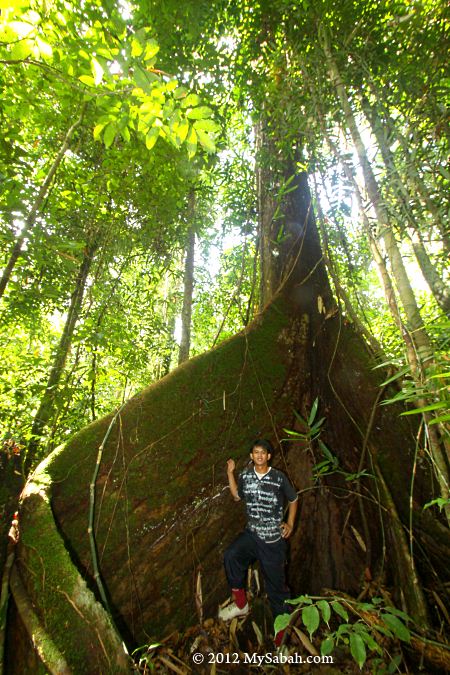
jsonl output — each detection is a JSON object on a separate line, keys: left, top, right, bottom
{"left": 10, "top": 566, "right": 71, "bottom": 675}
{"left": 0, "top": 539, "right": 16, "bottom": 675}
{"left": 14, "top": 465, "right": 130, "bottom": 674}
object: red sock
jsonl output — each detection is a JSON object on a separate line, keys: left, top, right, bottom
{"left": 231, "top": 588, "right": 247, "bottom": 609}
{"left": 274, "top": 629, "right": 285, "bottom": 647}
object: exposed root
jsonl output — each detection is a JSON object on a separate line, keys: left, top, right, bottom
{"left": 10, "top": 565, "right": 72, "bottom": 675}
{"left": 12, "top": 460, "right": 131, "bottom": 673}
{"left": 0, "top": 522, "right": 18, "bottom": 675}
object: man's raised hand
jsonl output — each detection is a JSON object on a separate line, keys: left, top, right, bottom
{"left": 227, "top": 458, "right": 236, "bottom": 473}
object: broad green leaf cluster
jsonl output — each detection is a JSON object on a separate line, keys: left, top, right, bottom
{"left": 275, "top": 594, "right": 411, "bottom": 671}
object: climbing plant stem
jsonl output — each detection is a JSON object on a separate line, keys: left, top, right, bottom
{"left": 88, "top": 403, "right": 127, "bottom": 622}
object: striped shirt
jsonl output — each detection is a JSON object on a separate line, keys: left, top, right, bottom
{"left": 238, "top": 467, "right": 298, "bottom": 543}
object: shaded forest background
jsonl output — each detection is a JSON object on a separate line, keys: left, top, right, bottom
{"left": 0, "top": 0, "right": 449, "bottom": 672}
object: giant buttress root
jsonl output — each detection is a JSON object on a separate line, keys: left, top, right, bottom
{"left": 8, "top": 165, "right": 450, "bottom": 666}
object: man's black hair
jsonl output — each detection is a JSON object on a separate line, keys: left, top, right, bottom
{"left": 250, "top": 438, "right": 274, "bottom": 454}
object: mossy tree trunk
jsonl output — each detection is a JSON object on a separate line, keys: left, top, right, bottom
{"left": 8, "top": 161, "right": 450, "bottom": 670}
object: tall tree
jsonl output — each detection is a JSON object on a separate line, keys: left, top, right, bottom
{"left": 4, "top": 1, "right": 450, "bottom": 670}
{"left": 26, "top": 227, "right": 100, "bottom": 470}
{"left": 178, "top": 192, "right": 196, "bottom": 365}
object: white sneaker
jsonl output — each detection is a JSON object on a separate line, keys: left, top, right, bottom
{"left": 218, "top": 602, "right": 249, "bottom": 621}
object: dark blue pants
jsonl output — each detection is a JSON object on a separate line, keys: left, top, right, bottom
{"left": 223, "top": 528, "right": 290, "bottom": 618}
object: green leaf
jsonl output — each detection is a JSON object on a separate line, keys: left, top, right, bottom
{"left": 387, "top": 654, "right": 402, "bottom": 673}
{"left": 186, "top": 126, "right": 197, "bottom": 157}
{"left": 193, "top": 119, "right": 221, "bottom": 133}
{"left": 121, "top": 126, "right": 131, "bottom": 142}
{"left": 3, "top": 21, "right": 34, "bottom": 39}
{"left": 335, "top": 623, "right": 352, "bottom": 637}
{"left": 373, "top": 623, "right": 393, "bottom": 638}
{"left": 318, "top": 440, "right": 337, "bottom": 464}
{"left": 79, "top": 75, "right": 95, "bottom": 87}
{"left": 302, "top": 604, "right": 320, "bottom": 638}
{"left": 282, "top": 428, "right": 305, "bottom": 438}
{"left": 36, "top": 37, "right": 53, "bottom": 59}
{"left": 93, "top": 123, "right": 106, "bottom": 141}
{"left": 274, "top": 613, "right": 291, "bottom": 634}
{"left": 317, "top": 600, "right": 331, "bottom": 625}
{"left": 145, "top": 127, "right": 160, "bottom": 150}
{"left": 293, "top": 409, "right": 307, "bottom": 426}
{"left": 196, "top": 128, "right": 216, "bottom": 154}
{"left": 162, "top": 100, "right": 175, "bottom": 120}
{"left": 381, "top": 613, "right": 410, "bottom": 642}
{"left": 143, "top": 39, "right": 159, "bottom": 61}
{"left": 400, "top": 402, "right": 448, "bottom": 416}
{"left": 175, "top": 119, "right": 189, "bottom": 144}
{"left": 379, "top": 365, "right": 411, "bottom": 387}
{"left": 22, "top": 9, "right": 40, "bottom": 23}
{"left": 10, "top": 39, "right": 33, "bottom": 60}
{"left": 382, "top": 606, "right": 410, "bottom": 621}
{"left": 331, "top": 601, "right": 349, "bottom": 621}
{"left": 286, "top": 595, "right": 312, "bottom": 605}
{"left": 0, "top": 0, "right": 29, "bottom": 7}
{"left": 186, "top": 106, "right": 213, "bottom": 120}
{"left": 308, "top": 397, "right": 319, "bottom": 426}
{"left": 131, "top": 37, "right": 144, "bottom": 57}
{"left": 134, "top": 67, "right": 152, "bottom": 93}
{"left": 350, "top": 633, "right": 366, "bottom": 669}
{"left": 310, "top": 417, "right": 325, "bottom": 433}
{"left": 357, "top": 602, "right": 377, "bottom": 611}
{"left": 359, "top": 629, "right": 381, "bottom": 652}
{"left": 91, "top": 57, "right": 104, "bottom": 85}
{"left": 173, "top": 86, "right": 188, "bottom": 99}
{"left": 103, "top": 124, "right": 116, "bottom": 149}
{"left": 181, "top": 93, "right": 200, "bottom": 108}
{"left": 165, "top": 79, "right": 178, "bottom": 92}
{"left": 428, "top": 413, "right": 450, "bottom": 425}
{"left": 320, "top": 636, "right": 334, "bottom": 656}
{"left": 423, "top": 497, "right": 450, "bottom": 512}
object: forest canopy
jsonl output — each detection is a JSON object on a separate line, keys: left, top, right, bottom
{"left": 0, "top": 0, "right": 449, "bottom": 672}
{"left": 0, "top": 0, "right": 448, "bottom": 467}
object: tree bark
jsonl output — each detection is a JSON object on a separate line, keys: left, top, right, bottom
{"left": 178, "top": 192, "right": 196, "bottom": 365}
{"left": 255, "top": 120, "right": 277, "bottom": 308}
{"left": 312, "top": 177, "right": 384, "bottom": 359}
{"left": 0, "top": 110, "right": 85, "bottom": 302}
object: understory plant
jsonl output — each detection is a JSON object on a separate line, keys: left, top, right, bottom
{"left": 274, "top": 594, "right": 411, "bottom": 672}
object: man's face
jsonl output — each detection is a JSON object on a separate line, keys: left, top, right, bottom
{"left": 250, "top": 445, "right": 271, "bottom": 468}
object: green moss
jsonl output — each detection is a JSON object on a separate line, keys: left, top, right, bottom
{"left": 17, "top": 468, "right": 130, "bottom": 674}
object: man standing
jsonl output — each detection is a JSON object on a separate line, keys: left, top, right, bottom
{"left": 218, "top": 439, "right": 298, "bottom": 644}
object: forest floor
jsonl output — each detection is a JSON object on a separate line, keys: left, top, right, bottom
{"left": 131, "top": 595, "right": 410, "bottom": 675}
